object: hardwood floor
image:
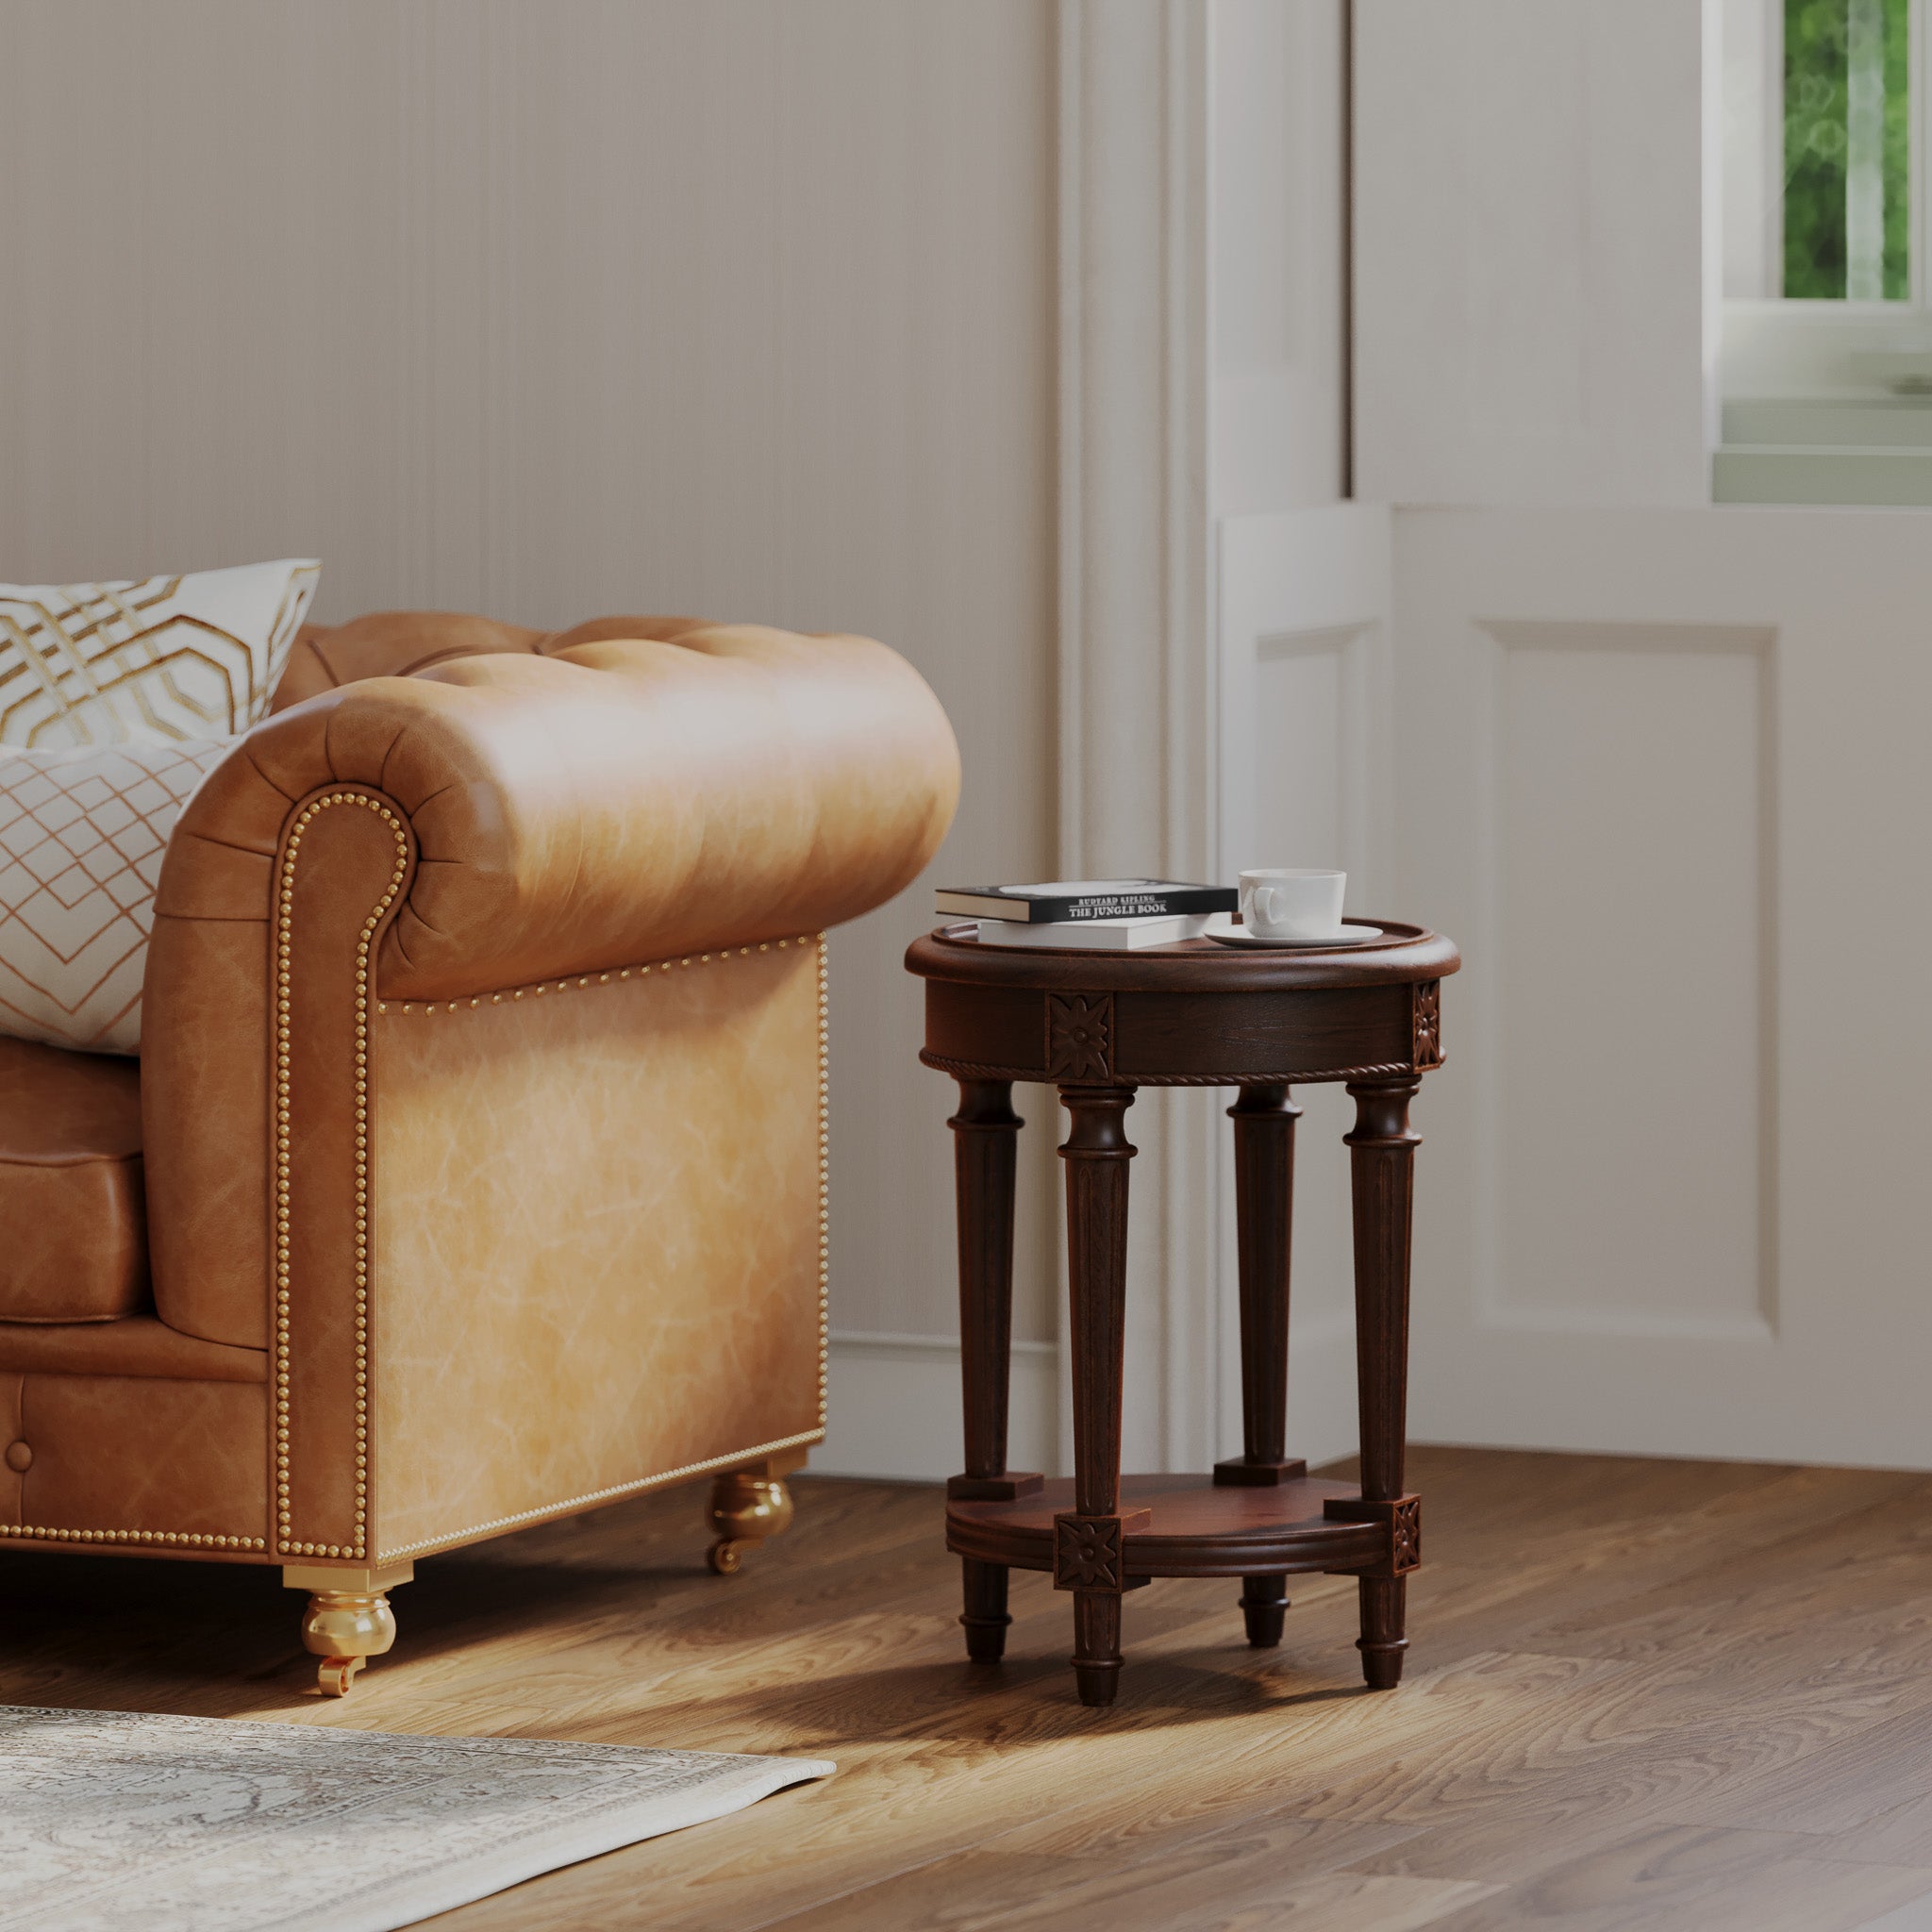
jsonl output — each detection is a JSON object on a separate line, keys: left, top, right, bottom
{"left": 9, "top": 1448, "right": 1932, "bottom": 1929}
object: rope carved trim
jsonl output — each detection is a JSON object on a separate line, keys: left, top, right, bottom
{"left": 919, "top": 1053, "right": 1427, "bottom": 1088}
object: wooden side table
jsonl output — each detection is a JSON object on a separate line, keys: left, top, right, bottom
{"left": 904, "top": 920, "right": 1459, "bottom": 1707}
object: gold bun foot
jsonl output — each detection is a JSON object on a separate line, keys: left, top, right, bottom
{"left": 705, "top": 1457, "right": 803, "bottom": 1575}
{"left": 300, "top": 1590, "right": 396, "bottom": 1696}
{"left": 285, "top": 1562, "right": 412, "bottom": 1696}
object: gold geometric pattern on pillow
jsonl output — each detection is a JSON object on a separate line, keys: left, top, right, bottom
{"left": 0, "top": 739, "right": 228, "bottom": 1054}
{"left": 0, "top": 558, "right": 318, "bottom": 747}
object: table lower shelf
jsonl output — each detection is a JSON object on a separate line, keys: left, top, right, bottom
{"left": 945, "top": 1473, "right": 1394, "bottom": 1579}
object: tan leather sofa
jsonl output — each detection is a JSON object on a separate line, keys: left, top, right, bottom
{"left": 0, "top": 611, "right": 958, "bottom": 1692}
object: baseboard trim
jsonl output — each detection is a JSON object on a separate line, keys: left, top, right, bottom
{"left": 815, "top": 1331, "right": 1059, "bottom": 1481}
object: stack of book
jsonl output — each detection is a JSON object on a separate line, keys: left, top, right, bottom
{"left": 935, "top": 879, "right": 1237, "bottom": 949}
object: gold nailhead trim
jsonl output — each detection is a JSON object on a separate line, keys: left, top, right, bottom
{"left": 273, "top": 791, "right": 408, "bottom": 1563}
{"left": 376, "top": 938, "right": 820, "bottom": 1012}
{"left": 1, "top": 1527, "right": 265, "bottom": 1551}
{"left": 354, "top": 929, "right": 834, "bottom": 1519}
{"left": 358, "top": 932, "right": 832, "bottom": 1562}
{"left": 816, "top": 930, "right": 829, "bottom": 1428}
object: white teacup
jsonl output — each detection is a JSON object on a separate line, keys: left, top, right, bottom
{"left": 1239, "top": 869, "right": 1346, "bottom": 941}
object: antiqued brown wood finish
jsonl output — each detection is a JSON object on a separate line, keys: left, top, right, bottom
{"left": 907, "top": 921, "right": 1459, "bottom": 1707}
{"left": 1341, "top": 1074, "right": 1424, "bottom": 1686}
{"left": 942, "top": 1079, "right": 1035, "bottom": 1661}
{"left": 1056, "top": 1086, "right": 1142, "bottom": 1707}
{"left": 949, "top": 1474, "right": 1387, "bottom": 1575}
{"left": 1219, "top": 1081, "right": 1303, "bottom": 1646}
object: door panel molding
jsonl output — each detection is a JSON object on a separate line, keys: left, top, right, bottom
{"left": 1471, "top": 617, "right": 1779, "bottom": 1344}
{"left": 1395, "top": 505, "right": 1932, "bottom": 1469}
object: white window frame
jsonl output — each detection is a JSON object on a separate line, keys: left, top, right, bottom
{"left": 1723, "top": 0, "right": 1932, "bottom": 404}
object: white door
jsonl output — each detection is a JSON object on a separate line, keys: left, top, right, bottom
{"left": 1392, "top": 505, "right": 1932, "bottom": 1467}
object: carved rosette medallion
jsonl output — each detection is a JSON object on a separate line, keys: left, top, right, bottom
{"left": 1412, "top": 980, "right": 1442, "bottom": 1070}
{"left": 1047, "top": 992, "right": 1114, "bottom": 1082}
{"left": 1054, "top": 1512, "right": 1125, "bottom": 1591}
{"left": 1391, "top": 1496, "right": 1422, "bottom": 1574}
{"left": 1322, "top": 1491, "right": 1423, "bottom": 1576}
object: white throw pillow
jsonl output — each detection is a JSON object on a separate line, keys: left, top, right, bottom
{"left": 0, "top": 558, "right": 317, "bottom": 747}
{"left": 0, "top": 738, "right": 228, "bottom": 1054}
{"left": 0, "top": 557, "right": 322, "bottom": 1053}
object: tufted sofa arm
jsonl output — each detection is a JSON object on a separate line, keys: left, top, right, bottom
{"left": 156, "top": 625, "right": 958, "bottom": 999}
{"left": 141, "top": 622, "right": 958, "bottom": 1353}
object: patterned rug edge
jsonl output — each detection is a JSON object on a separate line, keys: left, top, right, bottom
{"left": 269, "top": 1756, "right": 839, "bottom": 1932}
{"left": 0, "top": 1707, "right": 836, "bottom": 1932}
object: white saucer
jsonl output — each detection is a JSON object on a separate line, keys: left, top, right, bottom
{"left": 1202, "top": 918, "right": 1386, "bottom": 950}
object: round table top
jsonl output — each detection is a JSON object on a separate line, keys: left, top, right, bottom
{"left": 905, "top": 920, "right": 1460, "bottom": 995}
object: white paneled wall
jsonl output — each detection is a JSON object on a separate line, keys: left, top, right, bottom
{"left": 0, "top": 3, "right": 1061, "bottom": 1414}
{"left": 1394, "top": 508, "right": 1932, "bottom": 1468}
{"left": 1486, "top": 622, "right": 1773, "bottom": 1341}
{"left": 1210, "top": 0, "right": 1347, "bottom": 511}
{"left": 1353, "top": 0, "right": 1712, "bottom": 508}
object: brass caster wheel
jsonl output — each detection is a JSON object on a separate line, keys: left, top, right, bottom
{"left": 299, "top": 1587, "right": 396, "bottom": 1695}
{"left": 706, "top": 1468, "right": 794, "bottom": 1576}
{"left": 317, "top": 1656, "right": 365, "bottom": 1697}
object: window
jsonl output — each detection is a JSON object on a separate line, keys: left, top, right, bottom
{"left": 1783, "top": 0, "right": 1911, "bottom": 300}
{"left": 1717, "top": 0, "right": 1932, "bottom": 502}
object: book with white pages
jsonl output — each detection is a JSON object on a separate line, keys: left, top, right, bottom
{"left": 939, "top": 879, "right": 1235, "bottom": 923}
{"left": 974, "top": 912, "right": 1208, "bottom": 950}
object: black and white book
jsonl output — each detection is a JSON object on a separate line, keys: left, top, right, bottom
{"left": 937, "top": 878, "right": 1236, "bottom": 924}
{"left": 975, "top": 912, "right": 1209, "bottom": 951}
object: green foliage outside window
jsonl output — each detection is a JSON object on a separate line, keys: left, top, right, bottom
{"left": 1784, "top": 0, "right": 1910, "bottom": 298}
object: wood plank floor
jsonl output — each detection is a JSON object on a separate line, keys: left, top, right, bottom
{"left": 9, "top": 1448, "right": 1932, "bottom": 1929}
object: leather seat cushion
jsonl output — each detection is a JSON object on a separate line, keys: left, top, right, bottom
{"left": 0, "top": 1037, "right": 145, "bottom": 1323}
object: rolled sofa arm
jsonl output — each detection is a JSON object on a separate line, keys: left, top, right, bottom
{"left": 141, "top": 622, "right": 959, "bottom": 1353}
{"left": 158, "top": 625, "right": 959, "bottom": 998}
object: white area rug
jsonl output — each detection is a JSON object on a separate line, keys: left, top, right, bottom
{"left": 0, "top": 1706, "right": 834, "bottom": 1932}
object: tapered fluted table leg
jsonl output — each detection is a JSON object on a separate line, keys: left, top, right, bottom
{"left": 1216, "top": 1082, "right": 1305, "bottom": 1647}
{"left": 1056, "top": 1086, "right": 1141, "bottom": 1707}
{"left": 1344, "top": 1076, "right": 1423, "bottom": 1690}
{"left": 946, "top": 1079, "right": 1030, "bottom": 1663}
